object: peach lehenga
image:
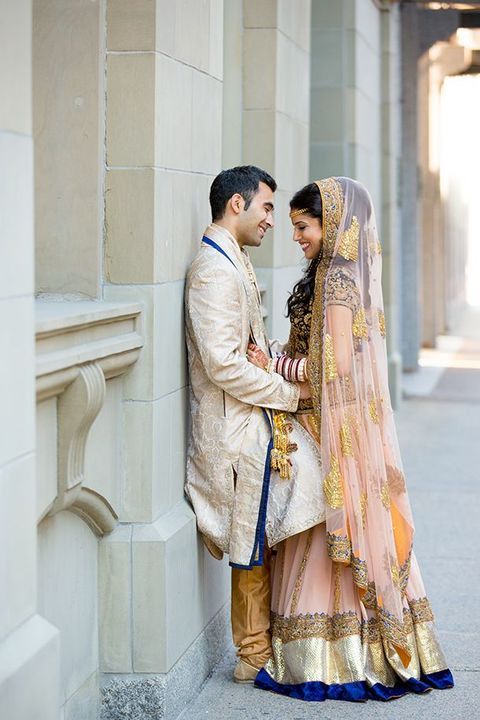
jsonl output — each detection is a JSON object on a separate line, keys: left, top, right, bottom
{"left": 255, "top": 177, "right": 454, "bottom": 702}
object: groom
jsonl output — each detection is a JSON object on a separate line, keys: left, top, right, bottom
{"left": 185, "top": 166, "right": 307, "bottom": 682}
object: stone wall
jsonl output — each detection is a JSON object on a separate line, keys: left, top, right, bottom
{"left": 0, "top": 1, "right": 60, "bottom": 718}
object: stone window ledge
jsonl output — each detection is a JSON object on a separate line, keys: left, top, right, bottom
{"left": 36, "top": 298, "right": 143, "bottom": 401}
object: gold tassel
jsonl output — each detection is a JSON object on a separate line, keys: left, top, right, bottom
{"left": 324, "top": 334, "right": 338, "bottom": 382}
{"left": 323, "top": 454, "right": 344, "bottom": 508}
{"left": 353, "top": 307, "right": 368, "bottom": 339}
{"left": 271, "top": 412, "right": 297, "bottom": 480}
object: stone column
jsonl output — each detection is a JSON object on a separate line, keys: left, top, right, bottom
{"left": 310, "top": 0, "right": 381, "bottom": 210}
{"left": 0, "top": 1, "right": 60, "bottom": 718}
{"left": 100, "top": 2, "right": 230, "bottom": 716}
{"left": 418, "top": 42, "right": 469, "bottom": 345}
{"left": 400, "top": 3, "right": 421, "bottom": 371}
{"left": 380, "top": 4, "right": 402, "bottom": 407}
{"left": 242, "top": 0, "right": 311, "bottom": 341}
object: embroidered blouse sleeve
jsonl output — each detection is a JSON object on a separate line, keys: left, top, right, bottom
{"left": 325, "top": 266, "right": 360, "bottom": 312}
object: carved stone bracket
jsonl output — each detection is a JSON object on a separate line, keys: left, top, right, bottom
{"left": 49, "top": 362, "right": 105, "bottom": 517}
{"left": 36, "top": 300, "right": 143, "bottom": 535}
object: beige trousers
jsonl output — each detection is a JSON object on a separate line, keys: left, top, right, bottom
{"left": 230, "top": 545, "right": 272, "bottom": 668}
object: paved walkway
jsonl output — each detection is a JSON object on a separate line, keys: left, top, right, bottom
{"left": 180, "top": 308, "right": 480, "bottom": 720}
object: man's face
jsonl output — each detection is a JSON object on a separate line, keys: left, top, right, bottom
{"left": 236, "top": 182, "right": 275, "bottom": 248}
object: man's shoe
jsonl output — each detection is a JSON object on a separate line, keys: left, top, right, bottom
{"left": 233, "top": 658, "right": 260, "bottom": 684}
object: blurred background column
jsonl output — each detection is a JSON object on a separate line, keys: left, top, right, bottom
{"left": 310, "top": 0, "right": 402, "bottom": 405}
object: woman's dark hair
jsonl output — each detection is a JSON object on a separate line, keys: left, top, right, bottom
{"left": 209, "top": 165, "right": 277, "bottom": 222}
{"left": 286, "top": 183, "right": 322, "bottom": 318}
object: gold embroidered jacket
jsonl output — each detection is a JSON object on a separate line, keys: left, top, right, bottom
{"left": 185, "top": 224, "right": 299, "bottom": 567}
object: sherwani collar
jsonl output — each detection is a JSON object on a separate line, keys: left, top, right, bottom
{"left": 204, "top": 223, "right": 247, "bottom": 270}
{"left": 203, "top": 224, "right": 266, "bottom": 349}
{"left": 206, "top": 224, "right": 263, "bottom": 298}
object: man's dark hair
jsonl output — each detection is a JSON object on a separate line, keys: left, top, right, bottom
{"left": 209, "top": 165, "right": 277, "bottom": 222}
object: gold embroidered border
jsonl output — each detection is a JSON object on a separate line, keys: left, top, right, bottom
{"left": 315, "top": 178, "right": 344, "bottom": 257}
{"left": 271, "top": 601, "right": 433, "bottom": 646}
{"left": 308, "top": 178, "right": 344, "bottom": 441}
{"left": 362, "top": 581, "right": 378, "bottom": 609}
{"left": 409, "top": 596, "right": 434, "bottom": 624}
{"left": 271, "top": 610, "right": 360, "bottom": 643}
{"left": 352, "top": 555, "right": 368, "bottom": 589}
{"left": 378, "top": 607, "right": 411, "bottom": 660}
{"left": 290, "top": 527, "right": 314, "bottom": 615}
{"left": 326, "top": 532, "right": 351, "bottom": 563}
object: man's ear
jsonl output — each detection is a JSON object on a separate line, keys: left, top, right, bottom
{"left": 230, "top": 193, "right": 244, "bottom": 215}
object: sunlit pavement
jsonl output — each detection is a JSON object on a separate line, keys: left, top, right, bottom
{"left": 179, "top": 307, "right": 480, "bottom": 720}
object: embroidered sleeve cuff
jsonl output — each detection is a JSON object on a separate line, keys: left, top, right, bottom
{"left": 286, "top": 380, "right": 300, "bottom": 412}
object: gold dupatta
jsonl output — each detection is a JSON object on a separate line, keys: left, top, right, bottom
{"left": 308, "top": 177, "right": 415, "bottom": 667}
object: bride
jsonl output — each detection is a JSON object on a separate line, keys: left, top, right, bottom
{"left": 247, "top": 177, "right": 454, "bottom": 702}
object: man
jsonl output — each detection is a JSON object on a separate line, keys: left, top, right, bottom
{"left": 185, "top": 166, "right": 307, "bottom": 683}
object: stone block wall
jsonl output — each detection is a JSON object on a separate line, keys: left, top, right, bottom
{"left": 242, "top": 0, "right": 311, "bottom": 341}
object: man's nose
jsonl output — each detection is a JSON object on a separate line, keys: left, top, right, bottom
{"left": 266, "top": 213, "right": 274, "bottom": 228}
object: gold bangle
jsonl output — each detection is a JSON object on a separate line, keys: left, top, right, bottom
{"left": 264, "top": 358, "right": 274, "bottom": 374}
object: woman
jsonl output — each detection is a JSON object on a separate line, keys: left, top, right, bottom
{"left": 247, "top": 177, "right": 454, "bottom": 702}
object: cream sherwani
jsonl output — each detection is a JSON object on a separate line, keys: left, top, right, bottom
{"left": 185, "top": 224, "right": 299, "bottom": 569}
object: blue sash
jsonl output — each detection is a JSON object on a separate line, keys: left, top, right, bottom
{"left": 202, "top": 235, "right": 238, "bottom": 269}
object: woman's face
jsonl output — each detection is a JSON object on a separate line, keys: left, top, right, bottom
{"left": 292, "top": 214, "right": 322, "bottom": 260}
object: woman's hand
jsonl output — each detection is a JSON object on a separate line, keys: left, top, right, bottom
{"left": 298, "top": 381, "right": 311, "bottom": 400}
{"left": 247, "top": 343, "right": 269, "bottom": 369}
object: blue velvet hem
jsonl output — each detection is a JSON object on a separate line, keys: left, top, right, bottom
{"left": 255, "top": 667, "right": 454, "bottom": 703}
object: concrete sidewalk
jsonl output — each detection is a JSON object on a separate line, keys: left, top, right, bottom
{"left": 179, "top": 313, "right": 480, "bottom": 720}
